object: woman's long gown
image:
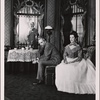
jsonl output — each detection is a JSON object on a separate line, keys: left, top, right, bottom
{"left": 55, "top": 44, "right": 95, "bottom": 94}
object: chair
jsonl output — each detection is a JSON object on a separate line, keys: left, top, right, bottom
{"left": 83, "top": 46, "right": 95, "bottom": 65}
{"left": 5, "top": 46, "right": 11, "bottom": 61}
{"left": 5, "top": 45, "right": 11, "bottom": 74}
{"left": 45, "top": 66, "right": 55, "bottom": 85}
{"left": 87, "top": 46, "right": 95, "bottom": 65}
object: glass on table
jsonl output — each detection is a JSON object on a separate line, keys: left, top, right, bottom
{"left": 14, "top": 48, "right": 17, "bottom": 50}
{"left": 25, "top": 46, "right": 29, "bottom": 50}
{"left": 21, "top": 47, "right": 25, "bottom": 50}
{"left": 32, "top": 58, "right": 39, "bottom": 64}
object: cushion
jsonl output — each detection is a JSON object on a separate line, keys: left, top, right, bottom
{"left": 45, "top": 66, "right": 55, "bottom": 73}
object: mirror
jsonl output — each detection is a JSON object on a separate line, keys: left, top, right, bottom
{"left": 14, "top": 0, "right": 44, "bottom": 48}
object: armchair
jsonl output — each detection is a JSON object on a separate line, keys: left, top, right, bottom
{"left": 83, "top": 45, "right": 95, "bottom": 66}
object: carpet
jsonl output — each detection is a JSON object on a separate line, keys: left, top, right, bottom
{"left": 5, "top": 73, "right": 95, "bottom": 100}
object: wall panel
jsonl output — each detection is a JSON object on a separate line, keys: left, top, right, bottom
{"left": 5, "top": 0, "right": 12, "bottom": 46}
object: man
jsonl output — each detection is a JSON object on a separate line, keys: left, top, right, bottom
{"left": 28, "top": 22, "right": 39, "bottom": 49}
{"left": 33, "top": 37, "right": 61, "bottom": 84}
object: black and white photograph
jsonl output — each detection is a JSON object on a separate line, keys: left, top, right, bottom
{"left": 1, "top": 0, "right": 99, "bottom": 100}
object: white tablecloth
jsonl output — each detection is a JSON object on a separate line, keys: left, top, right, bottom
{"left": 7, "top": 49, "right": 39, "bottom": 62}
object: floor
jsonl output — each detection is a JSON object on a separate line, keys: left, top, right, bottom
{"left": 5, "top": 62, "right": 95, "bottom": 100}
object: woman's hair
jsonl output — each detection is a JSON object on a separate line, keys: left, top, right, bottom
{"left": 70, "top": 31, "right": 78, "bottom": 39}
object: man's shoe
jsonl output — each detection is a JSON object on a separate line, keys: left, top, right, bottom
{"left": 33, "top": 79, "right": 39, "bottom": 85}
{"left": 33, "top": 80, "right": 44, "bottom": 85}
{"left": 38, "top": 80, "right": 44, "bottom": 84}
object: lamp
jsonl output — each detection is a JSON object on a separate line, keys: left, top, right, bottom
{"left": 45, "top": 26, "right": 53, "bottom": 42}
{"left": 45, "top": 26, "right": 53, "bottom": 30}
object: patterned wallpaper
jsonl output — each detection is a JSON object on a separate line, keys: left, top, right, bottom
{"left": 87, "top": 0, "right": 95, "bottom": 45}
{"left": 46, "top": 0, "right": 55, "bottom": 27}
{"left": 5, "top": 0, "right": 12, "bottom": 46}
{"left": 46, "top": 0, "right": 55, "bottom": 44}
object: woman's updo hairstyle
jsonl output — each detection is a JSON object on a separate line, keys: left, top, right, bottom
{"left": 70, "top": 31, "right": 78, "bottom": 39}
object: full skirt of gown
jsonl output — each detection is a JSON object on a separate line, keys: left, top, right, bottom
{"left": 55, "top": 58, "right": 95, "bottom": 94}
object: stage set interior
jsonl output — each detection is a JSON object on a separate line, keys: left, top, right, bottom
{"left": 4, "top": 0, "right": 95, "bottom": 100}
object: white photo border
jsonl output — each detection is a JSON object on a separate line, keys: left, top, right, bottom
{"left": 0, "top": 0, "right": 100, "bottom": 100}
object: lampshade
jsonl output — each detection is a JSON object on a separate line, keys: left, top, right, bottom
{"left": 45, "top": 26, "right": 53, "bottom": 30}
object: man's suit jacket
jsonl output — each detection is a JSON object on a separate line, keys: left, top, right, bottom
{"left": 39, "top": 42, "right": 61, "bottom": 65}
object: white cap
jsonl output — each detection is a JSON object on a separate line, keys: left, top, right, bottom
{"left": 45, "top": 26, "right": 53, "bottom": 30}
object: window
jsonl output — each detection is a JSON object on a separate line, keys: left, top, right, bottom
{"left": 71, "top": 4, "right": 84, "bottom": 44}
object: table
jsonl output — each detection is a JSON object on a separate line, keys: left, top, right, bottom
{"left": 7, "top": 49, "right": 39, "bottom": 62}
{"left": 7, "top": 49, "right": 39, "bottom": 74}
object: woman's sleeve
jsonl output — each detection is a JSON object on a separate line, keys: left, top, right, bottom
{"left": 77, "top": 46, "right": 82, "bottom": 61}
{"left": 63, "top": 46, "right": 68, "bottom": 59}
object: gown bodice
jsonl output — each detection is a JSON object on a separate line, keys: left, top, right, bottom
{"left": 64, "top": 44, "right": 82, "bottom": 58}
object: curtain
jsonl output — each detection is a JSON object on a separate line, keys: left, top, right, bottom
{"left": 87, "top": 0, "right": 95, "bottom": 46}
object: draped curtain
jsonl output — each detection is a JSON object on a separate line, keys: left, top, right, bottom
{"left": 87, "top": 0, "right": 95, "bottom": 46}
{"left": 61, "top": 0, "right": 96, "bottom": 47}
{"left": 74, "top": 0, "right": 95, "bottom": 46}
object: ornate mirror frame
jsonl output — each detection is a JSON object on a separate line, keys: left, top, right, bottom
{"left": 13, "top": 0, "right": 44, "bottom": 47}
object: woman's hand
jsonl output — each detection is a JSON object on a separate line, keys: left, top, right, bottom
{"left": 64, "top": 59, "right": 68, "bottom": 64}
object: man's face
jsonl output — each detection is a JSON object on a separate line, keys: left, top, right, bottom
{"left": 38, "top": 39, "right": 46, "bottom": 46}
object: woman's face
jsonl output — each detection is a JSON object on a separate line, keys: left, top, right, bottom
{"left": 70, "top": 35, "right": 75, "bottom": 43}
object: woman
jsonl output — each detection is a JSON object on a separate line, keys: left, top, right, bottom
{"left": 55, "top": 31, "right": 95, "bottom": 94}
